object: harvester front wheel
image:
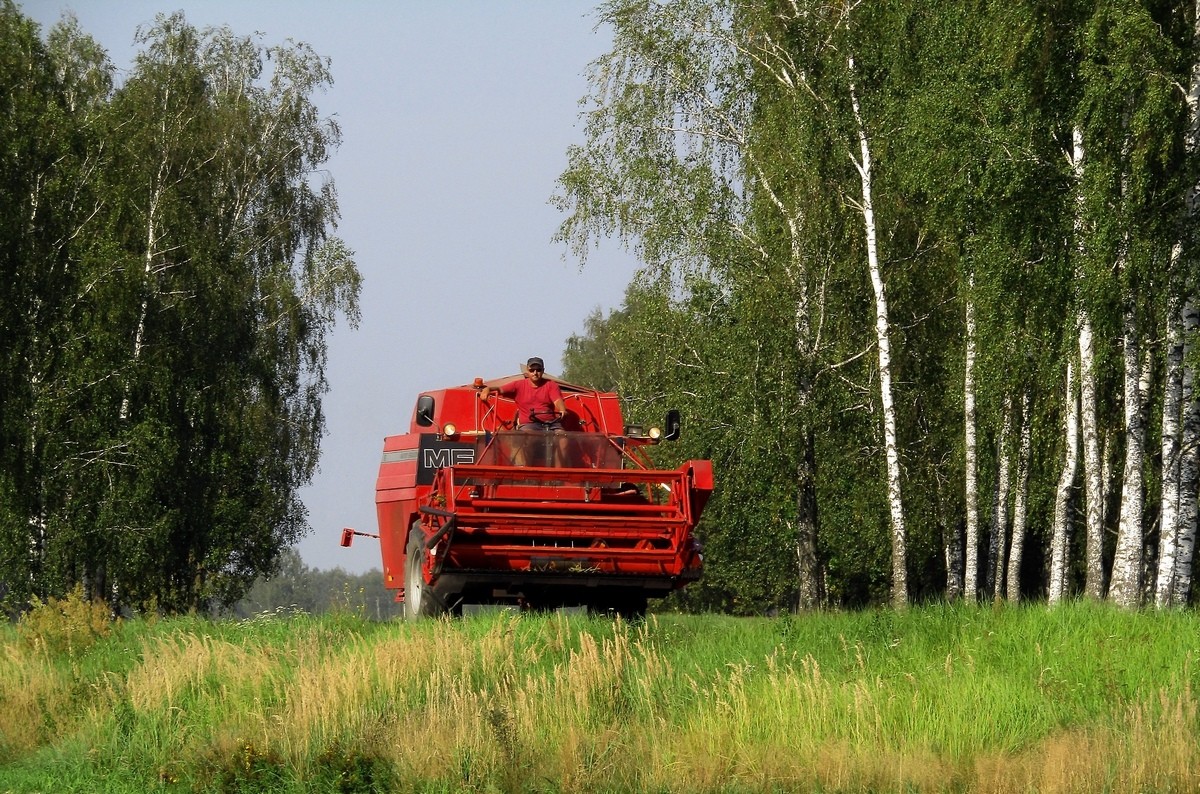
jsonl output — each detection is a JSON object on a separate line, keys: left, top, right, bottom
{"left": 404, "top": 525, "right": 445, "bottom": 620}
{"left": 590, "top": 593, "right": 647, "bottom": 621}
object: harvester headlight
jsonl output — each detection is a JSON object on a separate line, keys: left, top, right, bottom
{"left": 442, "top": 422, "right": 458, "bottom": 439}
{"left": 623, "top": 424, "right": 663, "bottom": 442}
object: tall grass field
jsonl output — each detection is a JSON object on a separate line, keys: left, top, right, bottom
{"left": 1, "top": 597, "right": 1198, "bottom": 793}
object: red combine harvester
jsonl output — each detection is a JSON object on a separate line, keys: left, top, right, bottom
{"left": 341, "top": 373, "right": 712, "bottom": 619}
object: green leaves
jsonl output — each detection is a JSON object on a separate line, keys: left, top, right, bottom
{"left": 0, "top": 7, "right": 360, "bottom": 613}
{"left": 558, "top": 0, "right": 1200, "bottom": 609}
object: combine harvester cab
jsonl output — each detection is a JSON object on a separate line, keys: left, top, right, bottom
{"left": 360, "top": 374, "right": 712, "bottom": 619}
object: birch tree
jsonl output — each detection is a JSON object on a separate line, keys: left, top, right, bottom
{"left": 1074, "top": 131, "right": 1102, "bottom": 599}
{"left": 557, "top": 0, "right": 871, "bottom": 610}
{"left": 1079, "top": 317, "right": 1104, "bottom": 598}
{"left": 963, "top": 280, "right": 980, "bottom": 601}
{"left": 1050, "top": 359, "right": 1080, "bottom": 604}
{"left": 0, "top": 5, "right": 117, "bottom": 602}
{"left": 0, "top": 5, "right": 69, "bottom": 597}
{"left": 1108, "top": 305, "right": 1145, "bottom": 607}
{"left": 1006, "top": 391, "right": 1032, "bottom": 602}
{"left": 1076, "top": 0, "right": 1193, "bottom": 607}
{"left": 0, "top": 9, "right": 360, "bottom": 611}
{"left": 99, "top": 15, "right": 359, "bottom": 609}
{"left": 847, "top": 51, "right": 907, "bottom": 607}
{"left": 1157, "top": 0, "right": 1200, "bottom": 608}
{"left": 1047, "top": 127, "right": 1091, "bottom": 604}
{"left": 558, "top": 0, "right": 927, "bottom": 607}
{"left": 1158, "top": 299, "right": 1184, "bottom": 605}
{"left": 738, "top": 1, "right": 913, "bottom": 607}
{"left": 563, "top": 0, "right": 1192, "bottom": 609}
{"left": 989, "top": 398, "right": 1013, "bottom": 602}
{"left": 1173, "top": 346, "right": 1200, "bottom": 604}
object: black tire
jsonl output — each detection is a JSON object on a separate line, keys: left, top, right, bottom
{"left": 404, "top": 524, "right": 446, "bottom": 620}
{"left": 589, "top": 593, "right": 648, "bottom": 621}
{"left": 617, "top": 595, "right": 648, "bottom": 621}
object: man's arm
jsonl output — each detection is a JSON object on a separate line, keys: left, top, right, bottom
{"left": 479, "top": 382, "right": 517, "bottom": 401}
{"left": 548, "top": 382, "right": 566, "bottom": 419}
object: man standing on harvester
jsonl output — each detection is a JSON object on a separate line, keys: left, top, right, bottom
{"left": 478, "top": 357, "right": 567, "bottom": 431}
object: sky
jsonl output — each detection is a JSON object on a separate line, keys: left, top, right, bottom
{"left": 21, "top": 1, "right": 640, "bottom": 574}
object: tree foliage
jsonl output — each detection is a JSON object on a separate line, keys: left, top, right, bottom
{"left": 0, "top": 4, "right": 360, "bottom": 613}
{"left": 559, "top": 0, "right": 1199, "bottom": 610}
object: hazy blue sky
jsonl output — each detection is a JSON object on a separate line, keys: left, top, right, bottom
{"left": 22, "top": 1, "right": 639, "bottom": 574}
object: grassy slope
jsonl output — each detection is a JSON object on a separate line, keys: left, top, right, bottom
{"left": 1, "top": 602, "right": 1198, "bottom": 793}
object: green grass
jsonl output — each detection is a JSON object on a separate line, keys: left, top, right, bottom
{"left": 2, "top": 601, "right": 1199, "bottom": 792}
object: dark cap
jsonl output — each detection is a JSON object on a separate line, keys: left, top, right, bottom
{"left": 526, "top": 357, "right": 544, "bottom": 369}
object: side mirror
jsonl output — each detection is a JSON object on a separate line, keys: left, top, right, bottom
{"left": 415, "top": 395, "right": 435, "bottom": 427}
{"left": 664, "top": 409, "right": 681, "bottom": 441}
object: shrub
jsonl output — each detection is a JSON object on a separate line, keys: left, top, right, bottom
{"left": 17, "top": 585, "right": 114, "bottom": 657}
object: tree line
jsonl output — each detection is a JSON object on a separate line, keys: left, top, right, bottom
{"left": 557, "top": 0, "right": 1200, "bottom": 611}
{"left": 0, "top": 3, "right": 360, "bottom": 614}
{"left": 7, "top": 0, "right": 1197, "bottom": 618}
{"left": 232, "top": 549, "right": 402, "bottom": 621}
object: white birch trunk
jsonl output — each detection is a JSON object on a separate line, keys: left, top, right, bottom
{"left": 849, "top": 58, "right": 906, "bottom": 608}
{"left": 1007, "top": 390, "right": 1032, "bottom": 602}
{"left": 1068, "top": 125, "right": 1104, "bottom": 600}
{"left": 944, "top": 520, "right": 964, "bottom": 601}
{"left": 963, "top": 275, "right": 979, "bottom": 602}
{"left": 1050, "top": 359, "right": 1079, "bottom": 604}
{"left": 26, "top": 195, "right": 47, "bottom": 590}
{"left": 991, "top": 396, "right": 1013, "bottom": 602}
{"left": 1139, "top": 348, "right": 1155, "bottom": 603}
{"left": 1079, "top": 310, "right": 1103, "bottom": 598}
{"left": 1109, "top": 306, "right": 1145, "bottom": 607}
{"left": 120, "top": 170, "right": 164, "bottom": 423}
{"left": 1156, "top": 295, "right": 1183, "bottom": 605}
{"left": 1060, "top": 125, "right": 1097, "bottom": 602}
{"left": 1103, "top": 434, "right": 1119, "bottom": 533}
{"left": 1174, "top": 299, "right": 1200, "bottom": 604}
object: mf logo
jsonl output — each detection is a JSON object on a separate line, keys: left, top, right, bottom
{"left": 416, "top": 438, "right": 476, "bottom": 484}
{"left": 422, "top": 446, "right": 475, "bottom": 469}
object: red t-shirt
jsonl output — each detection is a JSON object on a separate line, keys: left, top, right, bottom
{"left": 500, "top": 378, "right": 563, "bottom": 425}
